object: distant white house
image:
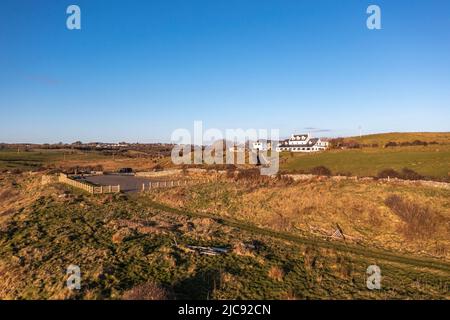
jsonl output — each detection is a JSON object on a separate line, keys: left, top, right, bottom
{"left": 275, "top": 134, "right": 329, "bottom": 152}
{"left": 252, "top": 140, "right": 272, "bottom": 151}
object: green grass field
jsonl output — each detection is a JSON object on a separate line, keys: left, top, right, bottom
{"left": 2, "top": 132, "right": 450, "bottom": 178}
{"left": 345, "top": 132, "right": 450, "bottom": 145}
{"left": 280, "top": 145, "right": 450, "bottom": 178}
{"left": 0, "top": 149, "right": 112, "bottom": 171}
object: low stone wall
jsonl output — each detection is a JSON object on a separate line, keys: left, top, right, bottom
{"left": 122, "top": 168, "right": 450, "bottom": 191}
{"left": 282, "top": 173, "right": 450, "bottom": 190}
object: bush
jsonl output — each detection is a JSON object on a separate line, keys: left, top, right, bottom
{"left": 411, "top": 140, "right": 428, "bottom": 146}
{"left": 377, "top": 169, "right": 400, "bottom": 179}
{"left": 400, "top": 168, "right": 423, "bottom": 180}
{"left": 329, "top": 138, "right": 344, "bottom": 149}
{"left": 345, "top": 141, "right": 361, "bottom": 149}
{"left": 122, "top": 281, "right": 174, "bottom": 300}
{"left": 387, "top": 140, "right": 430, "bottom": 147}
{"left": 236, "top": 168, "right": 262, "bottom": 181}
{"left": 377, "top": 168, "right": 424, "bottom": 180}
{"left": 310, "top": 166, "right": 332, "bottom": 176}
{"left": 329, "top": 138, "right": 360, "bottom": 149}
{"left": 384, "top": 141, "right": 398, "bottom": 148}
{"left": 384, "top": 195, "right": 440, "bottom": 239}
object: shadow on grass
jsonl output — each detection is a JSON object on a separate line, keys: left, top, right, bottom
{"left": 174, "top": 269, "right": 222, "bottom": 300}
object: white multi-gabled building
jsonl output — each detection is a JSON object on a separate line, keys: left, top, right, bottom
{"left": 275, "top": 133, "right": 329, "bottom": 152}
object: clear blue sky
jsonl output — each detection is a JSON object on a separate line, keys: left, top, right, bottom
{"left": 1, "top": 0, "right": 449, "bottom": 143}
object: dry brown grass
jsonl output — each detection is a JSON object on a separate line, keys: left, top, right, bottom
{"left": 111, "top": 228, "right": 133, "bottom": 244}
{"left": 54, "top": 155, "right": 175, "bottom": 173}
{"left": 232, "top": 242, "right": 256, "bottom": 257}
{"left": 268, "top": 266, "right": 284, "bottom": 281}
{"left": 281, "top": 289, "right": 298, "bottom": 300}
{"left": 150, "top": 176, "right": 450, "bottom": 260}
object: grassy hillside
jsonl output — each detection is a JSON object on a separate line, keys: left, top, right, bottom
{"left": 280, "top": 145, "right": 450, "bottom": 179}
{"left": 344, "top": 132, "right": 450, "bottom": 145}
{"left": 0, "top": 172, "right": 449, "bottom": 299}
{"left": 0, "top": 149, "right": 171, "bottom": 172}
{"left": 0, "top": 149, "right": 106, "bottom": 171}
{"left": 151, "top": 175, "right": 450, "bottom": 261}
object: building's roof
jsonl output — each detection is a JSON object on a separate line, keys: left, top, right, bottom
{"left": 279, "top": 137, "right": 321, "bottom": 148}
{"left": 307, "top": 138, "right": 319, "bottom": 146}
{"left": 292, "top": 134, "right": 308, "bottom": 140}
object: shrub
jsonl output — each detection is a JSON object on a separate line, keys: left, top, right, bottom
{"left": 411, "top": 140, "right": 428, "bottom": 146}
{"left": 122, "top": 281, "right": 173, "bottom": 300}
{"left": 310, "top": 166, "right": 332, "bottom": 176}
{"left": 236, "top": 168, "right": 261, "bottom": 181}
{"left": 345, "top": 141, "right": 361, "bottom": 149}
{"left": 384, "top": 141, "right": 398, "bottom": 148}
{"left": 400, "top": 168, "right": 423, "bottom": 181}
{"left": 329, "top": 138, "right": 344, "bottom": 149}
{"left": 384, "top": 195, "right": 440, "bottom": 239}
{"left": 377, "top": 168, "right": 425, "bottom": 180}
{"left": 377, "top": 169, "right": 400, "bottom": 179}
